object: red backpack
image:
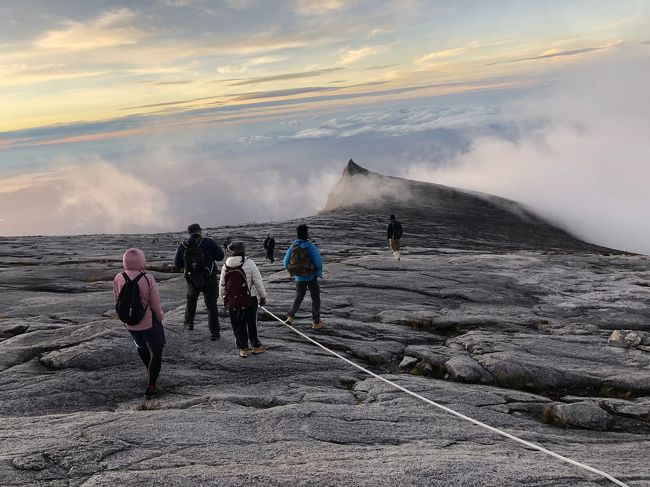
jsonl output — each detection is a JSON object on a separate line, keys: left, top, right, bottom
{"left": 223, "top": 260, "right": 253, "bottom": 310}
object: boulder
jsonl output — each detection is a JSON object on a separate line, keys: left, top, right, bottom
{"left": 398, "top": 356, "right": 418, "bottom": 370}
{"left": 445, "top": 356, "right": 492, "bottom": 384}
{"left": 608, "top": 329, "right": 645, "bottom": 348}
{"left": 551, "top": 402, "right": 610, "bottom": 431}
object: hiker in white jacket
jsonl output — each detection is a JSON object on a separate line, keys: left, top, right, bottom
{"left": 219, "top": 242, "right": 267, "bottom": 358}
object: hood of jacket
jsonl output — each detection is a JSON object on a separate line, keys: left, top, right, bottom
{"left": 225, "top": 255, "right": 246, "bottom": 267}
{"left": 123, "top": 248, "right": 146, "bottom": 271}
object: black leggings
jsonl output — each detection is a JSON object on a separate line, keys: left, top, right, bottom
{"left": 135, "top": 346, "right": 163, "bottom": 387}
{"left": 130, "top": 319, "right": 166, "bottom": 387}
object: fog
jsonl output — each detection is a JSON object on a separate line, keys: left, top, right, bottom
{"left": 407, "top": 54, "right": 650, "bottom": 255}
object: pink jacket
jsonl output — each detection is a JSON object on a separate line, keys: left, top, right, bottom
{"left": 113, "top": 248, "right": 164, "bottom": 331}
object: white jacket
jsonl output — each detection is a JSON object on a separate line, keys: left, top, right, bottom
{"left": 219, "top": 256, "right": 267, "bottom": 302}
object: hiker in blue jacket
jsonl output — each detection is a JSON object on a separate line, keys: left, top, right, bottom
{"left": 283, "top": 224, "right": 324, "bottom": 329}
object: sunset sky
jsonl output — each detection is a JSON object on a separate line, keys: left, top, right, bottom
{"left": 1, "top": 1, "right": 649, "bottom": 251}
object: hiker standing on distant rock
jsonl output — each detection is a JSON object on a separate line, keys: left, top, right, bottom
{"left": 284, "top": 224, "right": 324, "bottom": 329}
{"left": 263, "top": 234, "right": 276, "bottom": 263}
{"left": 220, "top": 242, "right": 267, "bottom": 358}
{"left": 113, "top": 248, "right": 165, "bottom": 399}
{"left": 387, "top": 214, "right": 403, "bottom": 260}
{"left": 174, "top": 223, "right": 224, "bottom": 341}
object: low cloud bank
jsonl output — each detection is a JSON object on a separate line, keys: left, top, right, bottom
{"left": 0, "top": 159, "right": 171, "bottom": 235}
{"left": 0, "top": 152, "right": 340, "bottom": 236}
{"left": 407, "top": 54, "right": 650, "bottom": 255}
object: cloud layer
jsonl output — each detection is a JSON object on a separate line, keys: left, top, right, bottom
{"left": 407, "top": 54, "right": 650, "bottom": 254}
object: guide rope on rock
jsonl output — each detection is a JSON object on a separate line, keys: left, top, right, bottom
{"left": 259, "top": 304, "right": 630, "bottom": 487}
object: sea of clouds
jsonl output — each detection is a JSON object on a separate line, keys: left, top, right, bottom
{"left": 0, "top": 52, "right": 648, "bottom": 255}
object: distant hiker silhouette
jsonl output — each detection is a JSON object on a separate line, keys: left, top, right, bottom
{"left": 284, "top": 224, "right": 324, "bottom": 329}
{"left": 263, "top": 234, "right": 276, "bottom": 263}
{"left": 174, "top": 223, "right": 224, "bottom": 340}
{"left": 387, "top": 214, "right": 403, "bottom": 260}
{"left": 220, "top": 242, "right": 267, "bottom": 358}
{"left": 113, "top": 248, "right": 166, "bottom": 399}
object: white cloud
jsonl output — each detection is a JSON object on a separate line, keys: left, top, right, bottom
{"left": 340, "top": 46, "right": 381, "bottom": 64}
{"left": 0, "top": 159, "right": 171, "bottom": 235}
{"left": 282, "top": 104, "right": 502, "bottom": 140}
{"left": 415, "top": 47, "right": 467, "bottom": 65}
{"left": 294, "top": 0, "right": 347, "bottom": 16}
{"left": 239, "top": 135, "right": 272, "bottom": 143}
{"left": 285, "top": 128, "right": 338, "bottom": 139}
{"left": 36, "top": 8, "right": 147, "bottom": 52}
{"left": 249, "top": 55, "right": 288, "bottom": 65}
{"left": 406, "top": 54, "right": 650, "bottom": 255}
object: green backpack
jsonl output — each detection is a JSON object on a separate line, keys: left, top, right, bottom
{"left": 288, "top": 245, "right": 314, "bottom": 276}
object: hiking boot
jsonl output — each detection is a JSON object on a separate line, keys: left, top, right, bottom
{"left": 144, "top": 385, "right": 160, "bottom": 399}
{"left": 239, "top": 349, "right": 249, "bottom": 358}
{"left": 184, "top": 322, "right": 194, "bottom": 331}
{"left": 252, "top": 344, "right": 266, "bottom": 354}
{"left": 210, "top": 333, "right": 220, "bottom": 341}
{"left": 285, "top": 314, "right": 295, "bottom": 325}
{"left": 312, "top": 321, "right": 324, "bottom": 330}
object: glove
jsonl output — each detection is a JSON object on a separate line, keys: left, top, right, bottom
{"left": 259, "top": 297, "right": 267, "bottom": 307}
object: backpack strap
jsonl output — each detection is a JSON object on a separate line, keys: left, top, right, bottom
{"left": 133, "top": 272, "right": 151, "bottom": 313}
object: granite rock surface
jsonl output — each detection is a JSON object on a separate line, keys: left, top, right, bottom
{"left": 0, "top": 161, "right": 648, "bottom": 486}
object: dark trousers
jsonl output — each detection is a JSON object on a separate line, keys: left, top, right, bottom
{"left": 266, "top": 246, "right": 275, "bottom": 262}
{"left": 185, "top": 273, "right": 220, "bottom": 335}
{"left": 288, "top": 278, "right": 320, "bottom": 322}
{"left": 130, "top": 319, "right": 166, "bottom": 387}
{"left": 228, "top": 296, "right": 261, "bottom": 349}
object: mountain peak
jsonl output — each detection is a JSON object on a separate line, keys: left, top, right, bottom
{"left": 343, "top": 159, "right": 370, "bottom": 177}
{"left": 323, "top": 159, "right": 610, "bottom": 253}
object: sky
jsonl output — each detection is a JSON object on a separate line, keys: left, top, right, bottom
{"left": 1, "top": 0, "right": 649, "bottom": 253}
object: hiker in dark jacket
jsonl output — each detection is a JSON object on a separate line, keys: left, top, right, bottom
{"left": 174, "top": 223, "right": 224, "bottom": 340}
{"left": 113, "top": 248, "right": 165, "bottom": 399}
{"left": 219, "top": 242, "right": 267, "bottom": 358}
{"left": 263, "top": 234, "right": 276, "bottom": 263}
{"left": 283, "top": 224, "right": 324, "bottom": 329}
{"left": 386, "top": 214, "right": 403, "bottom": 260}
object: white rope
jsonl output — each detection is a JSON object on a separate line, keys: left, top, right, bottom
{"left": 259, "top": 305, "right": 630, "bottom": 487}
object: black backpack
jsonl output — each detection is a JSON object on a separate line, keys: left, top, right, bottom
{"left": 116, "top": 272, "right": 149, "bottom": 326}
{"left": 288, "top": 244, "right": 314, "bottom": 277}
{"left": 223, "top": 261, "right": 253, "bottom": 310}
{"left": 183, "top": 237, "right": 208, "bottom": 288}
{"left": 392, "top": 221, "right": 403, "bottom": 239}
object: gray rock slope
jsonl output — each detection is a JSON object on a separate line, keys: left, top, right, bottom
{"left": 0, "top": 161, "right": 649, "bottom": 486}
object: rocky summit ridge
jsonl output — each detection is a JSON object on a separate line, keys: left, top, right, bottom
{"left": 0, "top": 162, "right": 649, "bottom": 486}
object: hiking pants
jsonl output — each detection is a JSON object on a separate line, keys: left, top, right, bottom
{"left": 266, "top": 246, "right": 275, "bottom": 262}
{"left": 185, "top": 273, "right": 220, "bottom": 335}
{"left": 288, "top": 278, "right": 320, "bottom": 322}
{"left": 130, "top": 318, "right": 166, "bottom": 387}
{"left": 389, "top": 238, "right": 401, "bottom": 252}
{"left": 228, "top": 296, "right": 261, "bottom": 349}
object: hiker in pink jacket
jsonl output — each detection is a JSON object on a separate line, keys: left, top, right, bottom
{"left": 113, "top": 248, "right": 166, "bottom": 399}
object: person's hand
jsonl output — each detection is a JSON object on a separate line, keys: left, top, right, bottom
{"left": 259, "top": 297, "right": 267, "bottom": 306}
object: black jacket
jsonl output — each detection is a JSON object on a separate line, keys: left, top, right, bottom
{"left": 387, "top": 220, "right": 403, "bottom": 239}
{"left": 175, "top": 234, "right": 224, "bottom": 275}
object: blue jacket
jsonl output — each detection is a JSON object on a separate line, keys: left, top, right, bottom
{"left": 283, "top": 239, "right": 323, "bottom": 282}
{"left": 175, "top": 234, "right": 224, "bottom": 275}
